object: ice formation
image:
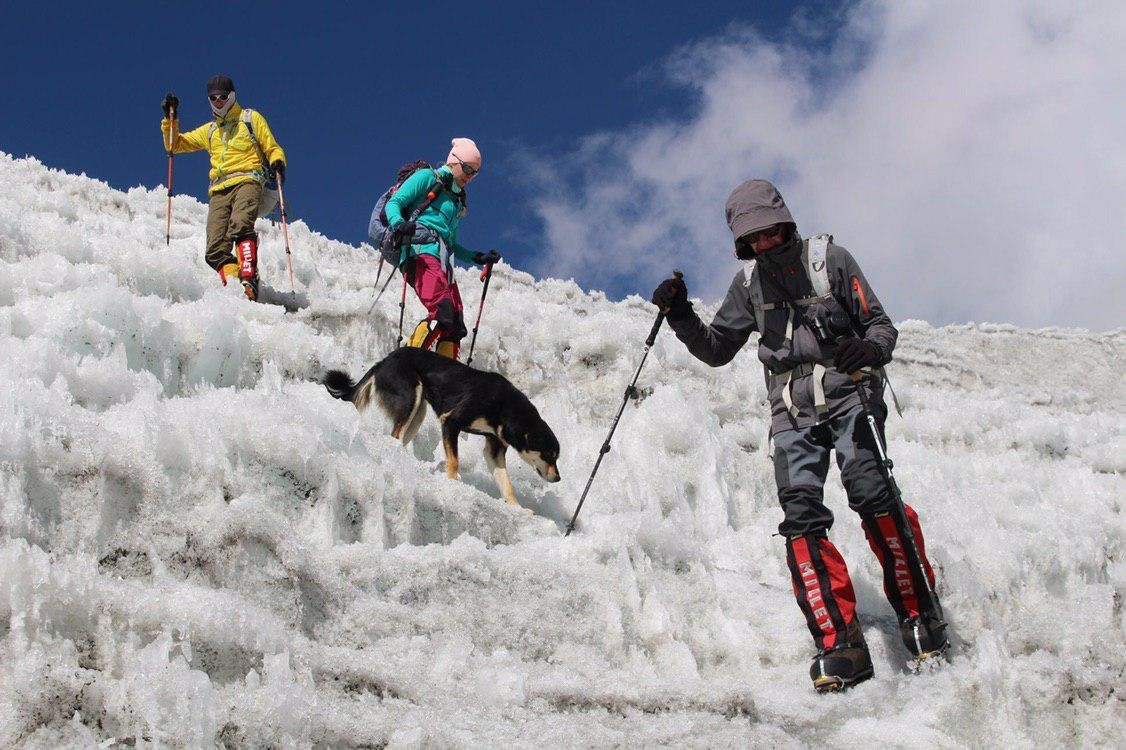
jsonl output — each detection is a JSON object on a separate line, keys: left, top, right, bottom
{"left": 0, "top": 153, "right": 1122, "bottom": 747}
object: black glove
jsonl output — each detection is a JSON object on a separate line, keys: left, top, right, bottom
{"left": 271, "top": 160, "right": 286, "bottom": 185}
{"left": 651, "top": 275, "right": 691, "bottom": 320}
{"left": 833, "top": 337, "right": 882, "bottom": 374}
{"left": 392, "top": 220, "right": 416, "bottom": 243}
{"left": 161, "top": 92, "right": 179, "bottom": 118}
{"left": 474, "top": 250, "right": 501, "bottom": 266}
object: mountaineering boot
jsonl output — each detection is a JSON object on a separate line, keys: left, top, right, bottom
{"left": 809, "top": 619, "right": 874, "bottom": 692}
{"left": 218, "top": 262, "right": 240, "bottom": 287}
{"left": 235, "top": 236, "right": 259, "bottom": 301}
{"left": 435, "top": 340, "right": 460, "bottom": 360}
{"left": 241, "top": 276, "right": 259, "bottom": 301}
{"left": 861, "top": 505, "right": 948, "bottom": 658}
{"left": 900, "top": 614, "right": 948, "bottom": 660}
{"left": 406, "top": 319, "right": 438, "bottom": 349}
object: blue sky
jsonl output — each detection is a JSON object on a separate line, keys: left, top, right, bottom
{"left": 0, "top": 1, "right": 810, "bottom": 292}
{"left": 3, "top": 2, "right": 1123, "bottom": 329}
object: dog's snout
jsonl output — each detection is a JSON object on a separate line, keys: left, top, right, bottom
{"left": 544, "top": 465, "right": 561, "bottom": 482}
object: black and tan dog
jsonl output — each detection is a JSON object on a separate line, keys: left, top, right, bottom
{"left": 322, "top": 348, "right": 560, "bottom": 506}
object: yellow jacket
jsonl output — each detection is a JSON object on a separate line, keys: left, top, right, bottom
{"left": 161, "top": 102, "right": 286, "bottom": 195}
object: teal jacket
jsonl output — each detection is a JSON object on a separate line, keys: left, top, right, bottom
{"left": 385, "top": 164, "right": 479, "bottom": 269}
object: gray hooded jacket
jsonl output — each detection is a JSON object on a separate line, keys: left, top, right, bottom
{"left": 667, "top": 181, "right": 898, "bottom": 435}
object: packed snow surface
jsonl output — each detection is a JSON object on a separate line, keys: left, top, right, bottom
{"left": 0, "top": 153, "right": 1123, "bottom": 748}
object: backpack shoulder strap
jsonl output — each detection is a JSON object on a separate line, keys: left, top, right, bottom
{"left": 742, "top": 262, "right": 766, "bottom": 332}
{"left": 239, "top": 108, "right": 258, "bottom": 142}
{"left": 805, "top": 233, "right": 832, "bottom": 298}
{"left": 431, "top": 167, "right": 466, "bottom": 206}
{"left": 239, "top": 108, "right": 269, "bottom": 165}
{"left": 402, "top": 168, "right": 453, "bottom": 222}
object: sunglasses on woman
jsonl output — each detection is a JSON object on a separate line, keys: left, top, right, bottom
{"left": 208, "top": 92, "right": 230, "bottom": 103}
{"left": 451, "top": 154, "right": 479, "bottom": 177}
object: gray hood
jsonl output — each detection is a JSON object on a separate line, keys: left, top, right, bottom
{"left": 725, "top": 179, "right": 795, "bottom": 241}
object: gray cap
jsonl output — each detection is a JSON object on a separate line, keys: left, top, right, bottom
{"left": 725, "top": 179, "right": 795, "bottom": 240}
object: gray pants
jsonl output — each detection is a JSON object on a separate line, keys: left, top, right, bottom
{"left": 772, "top": 403, "right": 894, "bottom": 537}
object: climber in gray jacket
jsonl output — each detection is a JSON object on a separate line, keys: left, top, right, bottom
{"left": 651, "top": 179, "right": 947, "bottom": 692}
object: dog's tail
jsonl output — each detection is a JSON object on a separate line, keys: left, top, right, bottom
{"left": 323, "top": 369, "right": 357, "bottom": 401}
{"left": 324, "top": 368, "right": 378, "bottom": 412}
{"left": 323, "top": 367, "right": 380, "bottom": 413}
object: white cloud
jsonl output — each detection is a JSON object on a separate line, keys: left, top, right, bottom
{"left": 531, "top": 1, "right": 1126, "bottom": 330}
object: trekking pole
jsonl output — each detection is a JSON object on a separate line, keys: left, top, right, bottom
{"left": 849, "top": 371, "right": 945, "bottom": 624}
{"left": 368, "top": 255, "right": 387, "bottom": 314}
{"left": 165, "top": 104, "right": 175, "bottom": 246}
{"left": 465, "top": 262, "right": 494, "bottom": 366}
{"left": 373, "top": 255, "right": 385, "bottom": 290}
{"left": 368, "top": 260, "right": 397, "bottom": 315}
{"left": 565, "top": 272, "right": 681, "bottom": 537}
{"left": 397, "top": 271, "right": 409, "bottom": 346}
{"left": 276, "top": 177, "right": 296, "bottom": 294}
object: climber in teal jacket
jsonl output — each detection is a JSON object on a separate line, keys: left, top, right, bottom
{"left": 385, "top": 138, "right": 500, "bottom": 359}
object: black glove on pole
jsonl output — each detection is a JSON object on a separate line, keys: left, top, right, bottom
{"left": 162, "top": 93, "right": 178, "bottom": 245}
{"left": 393, "top": 220, "right": 417, "bottom": 246}
{"left": 849, "top": 371, "right": 946, "bottom": 629}
{"left": 473, "top": 249, "right": 501, "bottom": 266}
{"left": 650, "top": 274, "right": 689, "bottom": 318}
{"left": 566, "top": 271, "right": 682, "bottom": 537}
{"left": 271, "top": 160, "right": 286, "bottom": 186}
{"left": 834, "top": 337, "right": 881, "bottom": 374}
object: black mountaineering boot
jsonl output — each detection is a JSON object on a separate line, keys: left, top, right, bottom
{"left": 900, "top": 614, "right": 948, "bottom": 660}
{"left": 810, "top": 620, "right": 874, "bottom": 693}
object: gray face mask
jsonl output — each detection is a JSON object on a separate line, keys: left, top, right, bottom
{"left": 210, "top": 92, "right": 236, "bottom": 117}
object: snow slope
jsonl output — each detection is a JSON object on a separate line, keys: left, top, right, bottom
{"left": 0, "top": 152, "right": 1122, "bottom": 748}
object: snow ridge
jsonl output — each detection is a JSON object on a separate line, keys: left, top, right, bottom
{"left": 0, "top": 153, "right": 1123, "bottom": 748}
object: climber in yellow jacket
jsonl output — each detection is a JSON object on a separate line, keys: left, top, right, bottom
{"left": 160, "top": 75, "right": 286, "bottom": 301}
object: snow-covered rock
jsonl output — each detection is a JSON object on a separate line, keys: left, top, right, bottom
{"left": 0, "top": 153, "right": 1122, "bottom": 747}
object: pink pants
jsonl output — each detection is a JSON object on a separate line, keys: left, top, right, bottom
{"left": 410, "top": 254, "right": 466, "bottom": 344}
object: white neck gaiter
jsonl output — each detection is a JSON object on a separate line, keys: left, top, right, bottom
{"left": 211, "top": 92, "right": 236, "bottom": 118}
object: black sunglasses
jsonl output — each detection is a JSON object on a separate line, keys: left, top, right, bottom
{"left": 744, "top": 223, "right": 786, "bottom": 244}
{"left": 208, "top": 92, "right": 231, "bottom": 102}
{"left": 451, "top": 154, "right": 479, "bottom": 177}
